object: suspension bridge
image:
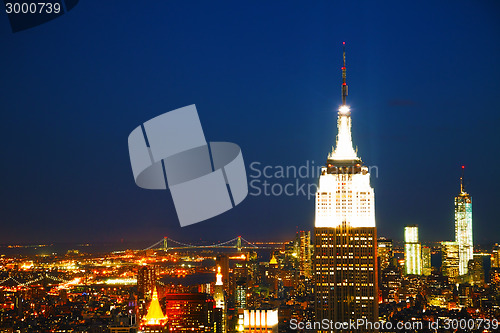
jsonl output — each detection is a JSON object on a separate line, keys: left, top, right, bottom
{"left": 0, "top": 274, "right": 71, "bottom": 288}
{"left": 143, "top": 236, "right": 264, "bottom": 251}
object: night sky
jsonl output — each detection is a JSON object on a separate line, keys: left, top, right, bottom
{"left": 0, "top": 1, "right": 499, "bottom": 245}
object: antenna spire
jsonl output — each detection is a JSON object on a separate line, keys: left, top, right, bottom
{"left": 460, "top": 165, "right": 465, "bottom": 193}
{"left": 342, "top": 41, "right": 348, "bottom": 106}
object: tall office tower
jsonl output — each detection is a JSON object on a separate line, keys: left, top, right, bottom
{"left": 404, "top": 225, "right": 422, "bottom": 275}
{"left": 216, "top": 255, "right": 230, "bottom": 290}
{"left": 490, "top": 267, "right": 500, "bottom": 294}
{"left": 492, "top": 244, "right": 500, "bottom": 268}
{"left": 235, "top": 279, "right": 247, "bottom": 309}
{"left": 230, "top": 257, "right": 247, "bottom": 293}
{"left": 380, "top": 264, "right": 401, "bottom": 303}
{"left": 378, "top": 238, "right": 393, "bottom": 272}
{"left": 213, "top": 266, "right": 226, "bottom": 333}
{"left": 421, "top": 246, "right": 432, "bottom": 276}
{"left": 297, "top": 231, "right": 312, "bottom": 278}
{"left": 441, "top": 241, "right": 460, "bottom": 283}
{"left": 138, "top": 265, "right": 158, "bottom": 299}
{"left": 468, "top": 254, "right": 484, "bottom": 286}
{"left": 314, "top": 43, "right": 378, "bottom": 326}
{"left": 455, "top": 166, "right": 473, "bottom": 276}
{"left": 399, "top": 275, "right": 424, "bottom": 302}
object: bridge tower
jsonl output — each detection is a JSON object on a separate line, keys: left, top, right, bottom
{"left": 237, "top": 236, "right": 242, "bottom": 251}
{"left": 163, "top": 237, "right": 168, "bottom": 252}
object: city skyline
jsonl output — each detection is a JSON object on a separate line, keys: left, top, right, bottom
{"left": 1, "top": 2, "right": 499, "bottom": 332}
{"left": 0, "top": 1, "right": 499, "bottom": 246}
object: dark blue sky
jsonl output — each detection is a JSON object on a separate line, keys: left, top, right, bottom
{"left": 0, "top": 0, "right": 499, "bottom": 245}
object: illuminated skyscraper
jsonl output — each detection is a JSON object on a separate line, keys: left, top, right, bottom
{"left": 492, "top": 244, "right": 500, "bottom": 268}
{"left": 378, "top": 238, "right": 393, "bottom": 272}
{"left": 213, "top": 266, "right": 226, "bottom": 333}
{"left": 455, "top": 166, "right": 473, "bottom": 276}
{"left": 314, "top": 43, "right": 378, "bottom": 326}
{"left": 468, "top": 254, "right": 484, "bottom": 286}
{"left": 404, "top": 225, "right": 421, "bottom": 275}
{"left": 216, "top": 255, "right": 229, "bottom": 289}
{"left": 380, "top": 264, "right": 401, "bottom": 304}
{"left": 138, "top": 265, "right": 158, "bottom": 299}
{"left": 235, "top": 279, "right": 247, "bottom": 309}
{"left": 421, "top": 246, "right": 432, "bottom": 276}
{"left": 297, "top": 231, "right": 312, "bottom": 278}
{"left": 441, "top": 241, "right": 459, "bottom": 283}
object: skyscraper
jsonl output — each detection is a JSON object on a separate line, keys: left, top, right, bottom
{"left": 314, "top": 43, "right": 378, "bottom": 326}
{"left": 421, "top": 246, "right": 432, "bottom": 276}
{"left": 216, "top": 255, "right": 230, "bottom": 290}
{"left": 378, "top": 238, "right": 393, "bottom": 272}
{"left": 492, "top": 244, "right": 500, "bottom": 268}
{"left": 455, "top": 166, "right": 473, "bottom": 276}
{"left": 468, "top": 254, "right": 485, "bottom": 286}
{"left": 441, "top": 241, "right": 459, "bottom": 283}
{"left": 297, "top": 231, "right": 312, "bottom": 278}
{"left": 138, "top": 265, "right": 158, "bottom": 299}
{"left": 404, "top": 225, "right": 422, "bottom": 275}
{"left": 380, "top": 264, "right": 401, "bottom": 304}
{"left": 213, "top": 266, "right": 226, "bottom": 333}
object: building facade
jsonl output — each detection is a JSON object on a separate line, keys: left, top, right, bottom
{"left": 468, "top": 254, "right": 485, "bottom": 286}
{"left": 380, "top": 265, "right": 401, "bottom": 303}
{"left": 377, "top": 238, "right": 393, "bottom": 272}
{"left": 404, "top": 225, "right": 422, "bottom": 275}
{"left": 138, "top": 265, "right": 158, "bottom": 299}
{"left": 314, "top": 44, "right": 378, "bottom": 327}
{"left": 163, "top": 293, "right": 218, "bottom": 333}
{"left": 297, "top": 231, "right": 312, "bottom": 278}
{"left": 492, "top": 244, "right": 500, "bottom": 268}
{"left": 441, "top": 241, "right": 459, "bottom": 284}
{"left": 421, "top": 246, "right": 432, "bottom": 276}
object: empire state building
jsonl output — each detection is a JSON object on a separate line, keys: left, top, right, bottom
{"left": 314, "top": 43, "right": 378, "bottom": 328}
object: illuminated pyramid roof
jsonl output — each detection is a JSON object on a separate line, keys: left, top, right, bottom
{"left": 143, "top": 287, "right": 167, "bottom": 326}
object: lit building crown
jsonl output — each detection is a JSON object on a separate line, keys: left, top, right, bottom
{"left": 215, "top": 266, "right": 223, "bottom": 286}
{"left": 328, "top": 106, "right": 358, "bottom": 161}
{"left": 315, "top": 42, "right": 374, "bottom": 229}
{"left": 142, "top": 287, "right": 167, "bottom": 326}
